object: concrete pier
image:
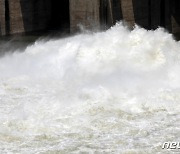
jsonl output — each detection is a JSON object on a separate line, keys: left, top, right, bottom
{"left": 9, "top": 0, "right": 24, "bottom": 34}
{"left": 121, "top": 0, "right": 135, "bottom": 27}
{"left": 0, "top": 0, "right": 5, "bottom": 35}
{"left": 0, "top": 0, "right": 179, "bottom": 36}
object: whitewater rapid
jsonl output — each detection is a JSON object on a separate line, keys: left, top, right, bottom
{"left": 0, "top": 23, "right": 180, "bottom": 153}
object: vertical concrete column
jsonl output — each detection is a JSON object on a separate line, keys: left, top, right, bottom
{"left": 69, "top": 0, "right": 100, "bottom": 33}
{"left": 120, "top": 0, "right": 135, "bottom": 27}
{"left": 9, "top": 0, "right": 24, "bottom": 34}
{"left": 0, "top": 0, "right": 6, "bottom": 35}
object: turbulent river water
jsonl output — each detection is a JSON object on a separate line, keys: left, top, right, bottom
{"left": 0, "top": 23, "right": 180, "bottom": 154}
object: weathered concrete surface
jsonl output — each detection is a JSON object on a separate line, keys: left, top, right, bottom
{"left": 121, "top": 0, "right": 135, "bottom": 27}
{"left": 9, "top": 0, "right": 24, "bottom": 34}
{"left": 0, "top": 0, "right": 51, "bottom": 35}
{"left": 0, "top": 0, "right": 180, "bottom": 36}
{"left": 69, "top": 0, "right": 100, "bottom": 33}
{"left": 0, "top": 0, "right": 5, "bottom": 35}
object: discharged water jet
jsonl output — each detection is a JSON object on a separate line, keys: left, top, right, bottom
{"left": 0, "top": 23, "right": 180, "bottom": 153}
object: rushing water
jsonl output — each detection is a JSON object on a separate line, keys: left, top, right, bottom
{"left": 0, "top": 23, "right": 180, "bottom": 153}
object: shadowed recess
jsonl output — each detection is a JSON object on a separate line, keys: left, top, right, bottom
{"left": 20, "top": 0, "right": 70, "bottom": 33}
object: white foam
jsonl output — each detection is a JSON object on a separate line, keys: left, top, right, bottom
{"left": 0, "top": 23, "right": 180, "bottom": 153}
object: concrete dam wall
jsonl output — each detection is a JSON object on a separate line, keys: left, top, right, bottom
{"left": 0, "top": 0, "right": 179, "bottom": 36}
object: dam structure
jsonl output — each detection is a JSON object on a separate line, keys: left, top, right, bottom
{"left": 1, "top": 1, "right": 180, "bottom": 154}
{"left": 0, "top": 0, "right": 179, "bottom": 36}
